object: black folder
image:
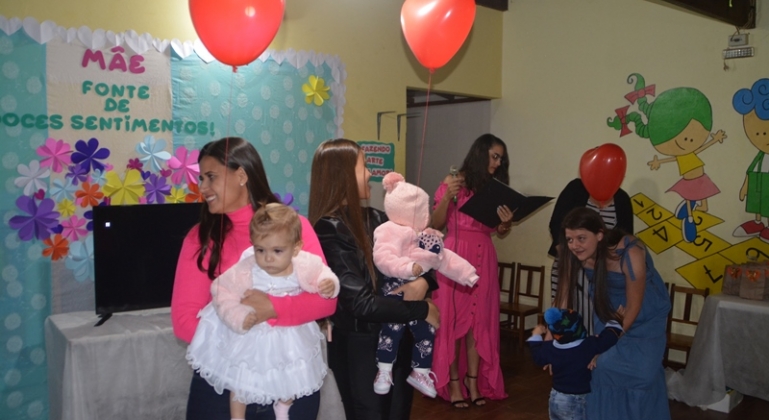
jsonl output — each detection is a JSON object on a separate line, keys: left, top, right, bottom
{"left": 459, "top": 179, "right": 553, "bottom": 228}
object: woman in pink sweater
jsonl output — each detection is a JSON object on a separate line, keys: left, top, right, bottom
{"left": 171, "top": 137, "right": 336, "bottom": 420}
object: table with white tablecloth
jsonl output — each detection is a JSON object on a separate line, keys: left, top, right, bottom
{"left": 45, "top": 308, "right": 346, "bottom": 420}
{"left": 666, "top": 294, "right": 769, "bottom": 407}
{"left": 45, "top": 309, "right": 192, "bottom": 420}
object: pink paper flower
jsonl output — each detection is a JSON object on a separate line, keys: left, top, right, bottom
{"left": 37, "top": 138, "right": 72, "bottom": 173}
{"left": 168, "top": 147, "right": 200, "bottom": 185}
{"left": 61, "top": 215, "right": 88, "bottom": 242}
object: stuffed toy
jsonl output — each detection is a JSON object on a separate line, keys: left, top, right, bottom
{"left": 373, "top": 172, "right": 478, "bottom": 287}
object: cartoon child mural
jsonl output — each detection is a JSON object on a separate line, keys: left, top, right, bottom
{"left": 608, "top": 73, "right": 725, "bottom": 242}
{"left": 732, "top": 78, "right": 769, "bottom": 242}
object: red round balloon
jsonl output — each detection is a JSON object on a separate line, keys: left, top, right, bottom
{"left": 189, "top": 0, "right": 285, "bottom": 68}
{"left": 401, "top": 0, "right": 476, "bottom": 72}
{"left": 579, "top": 144, "right": 627, "bottom": 204}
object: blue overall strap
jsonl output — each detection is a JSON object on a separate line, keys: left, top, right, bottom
{"left": 616, "top": 236, "right": 641, "bottom": 281}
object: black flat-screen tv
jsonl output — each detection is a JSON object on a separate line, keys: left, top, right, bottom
{"left": 93, "top": 202, "right": 203, "bottom": 325}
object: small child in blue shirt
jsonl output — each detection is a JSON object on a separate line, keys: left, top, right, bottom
{"left": 527, "top": 308, "right": 623, "bottom": 420}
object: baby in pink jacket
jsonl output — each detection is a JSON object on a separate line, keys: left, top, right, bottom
{"left": 372, "top": 172, "right": 477, "bottom": 398}
{"left": 186, "top": 203, "right": 339, "bottom": 420}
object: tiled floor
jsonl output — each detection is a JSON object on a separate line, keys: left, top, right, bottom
{"left": 410, "top": 334, "right": 768, "bottom": 420}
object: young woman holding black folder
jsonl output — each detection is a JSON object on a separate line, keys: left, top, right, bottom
{"left": 430, "top": 134, "right": 513, "bottom": 408}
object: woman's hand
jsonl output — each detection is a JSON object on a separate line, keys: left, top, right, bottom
{"left": 443, "top": 174, "right": 463, "bottom": 204}
{"left": 389, "top": 277, "right": 429, "bottom": 301}
{"left": 588, "top": 354, "right": 599, "bottom": 370}
{"left": 497, "top": 205, "right": 514, "bottom": 224}
{"left": 240, "top": 289, "right": 277, "bottom": 324}
{"left": 425, "top": 299, "right": 440, "bottom": 329}
{"left": 496, "top": 205, "right": 514, "bottom": 236}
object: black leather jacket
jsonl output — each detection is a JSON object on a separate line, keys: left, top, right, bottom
{"left": 314, "top": 207, "right": 436, "bottom": 333}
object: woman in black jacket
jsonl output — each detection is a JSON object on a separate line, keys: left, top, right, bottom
{"left": 308, "top": 139, "right": 440, "bottom": 420}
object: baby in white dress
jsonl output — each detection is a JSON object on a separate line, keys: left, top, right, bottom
{"left": 186, "top": 203, "right": 339, "bottom": 420}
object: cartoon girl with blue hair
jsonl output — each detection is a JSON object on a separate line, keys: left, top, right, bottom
{"left": 608, "top": 73, "right": 725, "bottom": 242}
{"left": 732, "top": 78, "right": 769, "bottom": 241}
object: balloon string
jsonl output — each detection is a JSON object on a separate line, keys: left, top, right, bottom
{"left": 416, "top": 71, "right": 432, "bottom": 187}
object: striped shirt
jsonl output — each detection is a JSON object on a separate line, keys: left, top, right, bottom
{"left": 551, "top": 203, "right": 618, "bottom": 335}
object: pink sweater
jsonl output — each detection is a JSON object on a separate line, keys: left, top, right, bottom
{"left": 171, "top": 204, "right": 336, "bottom": 343}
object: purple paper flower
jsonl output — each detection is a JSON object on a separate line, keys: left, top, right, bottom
{"left": 71, "top": 138, "right": 110, "bottom": 174}
{"left": 8, "top": 196, "right": 60, "bottom": 241}
{"left": 144, "top": 173, "right": 172, "bottom": 204}
{"left": 65, "top": 164, "right": 89, "bottom": 186}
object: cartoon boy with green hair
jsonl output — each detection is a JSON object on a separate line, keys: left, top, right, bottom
{"left": 732, "top": 78, "right": 769, "bottom": 242}
{"left": 608, "top": 73, "right": 725, "bottom": 243}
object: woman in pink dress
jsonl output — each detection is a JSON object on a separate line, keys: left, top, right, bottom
{"left": 431, "top": 134, "right": 513, "bottom": 408}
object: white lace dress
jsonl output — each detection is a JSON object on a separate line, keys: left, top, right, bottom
{"left": 186, "top": 264, "right": 327, "bottom": 405}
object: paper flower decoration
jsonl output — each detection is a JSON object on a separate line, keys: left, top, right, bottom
{"left": 302, "top": 75, "right": 330, "bottom": 106}
{"left": 61, "top": 215, "right": 88, "bottom": 241}
{"left": 8, "top": 196, "right": 59, "bottom": 241}
{"left": 37, "top": 138, "right": 72, "bottom": 173}
{"left": 75, "top": 182, "right": 104, "bottom": 208}
{"left": 136, "top": 135, "right": 172, "bottom": 172}
{"left": 49, "top": 178, "right": 78, "bottom": 202}
{"left": 71, "top": 138, "right": 110, "bottom": 174}
{"left": 102, "top": 169, "right": 146, "bottom": 205}
{"left": 57, "top": 199, "right": 76, "bottom": 218}
{"left": 185, "top": 182, "right": 204, "bottom": 203}
{"left": 15, "top": 160, "right": 51, "bottom": 196}
{"left": 43, "top": 234, "right": 69, "bottom": 261}
{"left": 144, "top": 173, "right": 171, "bottom": 204}
{"left": 168, "top": 146, "right": 200, "bottom": 185}
{"left": 167, "top": 186, "right": 187, "bottom": 204}
{"left": 65, "top": 235, "right": 94, "bottom": 282}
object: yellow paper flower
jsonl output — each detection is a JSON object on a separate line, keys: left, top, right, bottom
{"left": 167, "top": 186, "right": 187, "bottom": 204}
{"left": 57, "top": 199, "right": 75, "bottom": 218}
{"left": 302, "top": 75, "right": 330, "bottom": 106}
{"left": 102, "top": 169, "right": 145, "bottom": 205}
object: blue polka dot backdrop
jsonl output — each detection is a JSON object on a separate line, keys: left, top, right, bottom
{"left": 0, "top": 29, "right": 51, "bottom": 420}
{"left": 0, "top": 17, "right": 346, "bottom": 420}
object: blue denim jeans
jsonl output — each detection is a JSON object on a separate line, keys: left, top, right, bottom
{"left": 549, "top": 389, "right": 586, "bottom": 420}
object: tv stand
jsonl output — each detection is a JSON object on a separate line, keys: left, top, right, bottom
{"left": 94, "top": 313, "right": 112, "bottom": 326}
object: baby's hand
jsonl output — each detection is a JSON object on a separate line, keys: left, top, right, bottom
{"left": 318, "top": 278, "right": 336, "bottom": 298}
{"left": 532, "top": 324, "right": 547, "bottom": 336}
{"left": 242, "top": 312, "right": 258, "bottom": 330}
{"left": 412, "top": 263, "right": 424, "bottom": 277}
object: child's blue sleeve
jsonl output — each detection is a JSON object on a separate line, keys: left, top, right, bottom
{"left": 526, "top": 338, "right": 551, "bottom": 366}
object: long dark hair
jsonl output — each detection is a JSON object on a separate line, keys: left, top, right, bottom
{"left": 196, "top": 137, "right": 278, "bottom": 279}
{"left": 460, "top": 133, "right": 510, "bottom": 192}
{"left": 308, "top": 139, "right": 376, "bottom": 283}
{"left": 555, "top": 207, "right": 622, "bottom": 324}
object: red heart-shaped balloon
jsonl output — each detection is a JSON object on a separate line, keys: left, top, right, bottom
{"left": 401, "top": 0, "right": 476, "bottom": 72}
{"left": 189, "top": 0, "right": 285, "bottom": 68}
{"left": 579, "top": 143, "right": 627, "bottom": 204}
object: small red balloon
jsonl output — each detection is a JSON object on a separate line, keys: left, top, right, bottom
{"left": 579, "top": 144, "right": 627, "bottom": 204}
{"left": 401, "top": 0, "right": 476, "bottom": 72}
{"left": 189, "top": 0, "right": 285, "bottom": 68}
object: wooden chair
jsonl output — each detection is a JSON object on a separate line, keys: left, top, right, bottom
{"left": 664, "top": 283, "right": 709, "bottom": 369}
{"left": 500, "top": 263, "right": 545, "bottom": 349}
{"left": 498, "top": 262, "right": 517, "bottom": 338}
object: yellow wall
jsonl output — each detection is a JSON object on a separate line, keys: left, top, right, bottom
{"left": 493, "top": 0, "right": 769, "bottom": 293}
{"left": 0, "top": 0, "right": 503, "bottom": 173}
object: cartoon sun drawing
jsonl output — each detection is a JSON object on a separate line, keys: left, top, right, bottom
{"left": 608, "top": 73, "right": 726, "bottom": 242}
{"left": 732, "top": 78, "right": 769, "bottom": 242}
